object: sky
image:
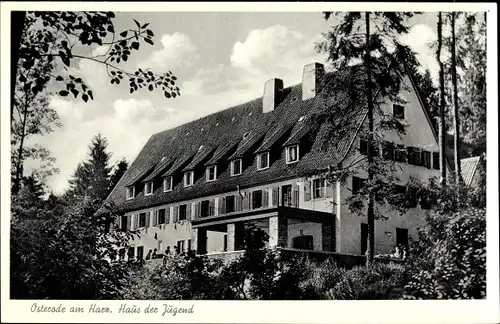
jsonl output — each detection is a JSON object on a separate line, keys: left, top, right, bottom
{"left": 29, "top": 11, "right": 445, "bottom": 194}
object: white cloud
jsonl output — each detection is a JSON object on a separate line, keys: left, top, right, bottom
{"left": 182, "top": 25, "right": 325, "bottom": 104}
{"left": 113, "top": 98, "right": 177, "bottom": 122}
{"left": 141, "top": 32, "right": 199, "bottom": 70}
{"left": 230, "top": 25, "right": 324, "bottom": 77}
{"left": 400, "top": 24, "right": 439, "bottom": 84}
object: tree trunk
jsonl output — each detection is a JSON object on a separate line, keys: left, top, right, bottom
{"left": 437, "top": 12, "right": 447, "bottom": 187}
{"left": 11, "top": 11, "right": 26, "bottom": 127}
{"left": 451, "top": 12, "right": 462, "bottom": 186}
{"left": 12, "top": 89, "right": 31, "bottom": 195}
{"left": 365, "top": 11, "right": 375, "bottom": 267}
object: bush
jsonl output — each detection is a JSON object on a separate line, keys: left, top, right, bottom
{"left": 325, "top": 262, "right": 405, "bottom": 300}
{"left": 404, "top": 208, "right": 486, "bottom": 299}
{"left": 121, "top": 253, "right": 232, "bottom": 300}
{"left": 10, "top": 197, "right": 135, "bottom": 299}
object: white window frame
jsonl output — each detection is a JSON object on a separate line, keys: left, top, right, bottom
{"left": 144, "top": 181, "right": 154, "bottom": 196}
{"left": 286, "top": 145, "right": 300, "bottom": 164}
{"left": 163, "top": 176, "right": 173, "bottom": 192}
{"left": 126, "top": 186, "right": 135, "bottom": 200}
{"left": 183, "top": 171, "right": 194, "bottom": 187}
{"left": 206, "top": 165, "right": 217, "bottom": 182}
{"left": 257, "top": 152, "right": 270, "bottom": 170}
{"left": 312, "top": 178, "right": 326, "bottom": 199}
{"left": 230, "top": 159, "right": 243, "bottom": 176}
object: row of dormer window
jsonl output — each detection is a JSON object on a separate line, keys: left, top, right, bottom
{"left": 126, "top": 144, "right": 300, "bottom": 200}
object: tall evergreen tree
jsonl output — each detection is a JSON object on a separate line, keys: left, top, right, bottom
{"left": 457, "top": 13, "right": 486, "bottom": 157}
{"left": 67, "top": 133, "right": 112, "bottom": 203}
{"left": 109, "top": 158, "right": 129, "bottom": 193}
{"left": 317, "top": 12, "right": 419, "bottom": 266}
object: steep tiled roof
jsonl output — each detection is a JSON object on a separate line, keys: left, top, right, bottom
{"left": 106, "top": 80, "right": 353, "bottom": 212}
{"left": 204, "top": 140, "right": 239, "bottom": 166}
{"left": 182, "top": 145, "right": 216, "bottom": 171}
{"left": 283, "top": 116, "right": 314, "bottom": 146}
{"left": 162, "top": 153, "right": 195, "bottom": 177}
{"left": 460, "top": 156, "right": 482, "bottom": 187}
{"left": 107, "top": 67, "right": 436, "bottom": 213}
{"left": 255, "top": 123, "right": 294, "bottom": 153}
{"left": 142, "top": 157, "right": 174, "bottom": 182}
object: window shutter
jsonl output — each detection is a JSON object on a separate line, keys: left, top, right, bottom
{"left": 422, "top": 151, "right": 431, "bottom": 168}
{"left": 304, "top": 180, "right": 311, "bottom": 201}
{"left": 186, "top": 203, "right": 192, "bottom": 221}
{"left": 216, "top": 197, "right": 221, "bottom": 215}
{"left": 325, "top": 180, "right": 333, "bottom": 197}
{"left": 134, "top": 214, "right": 139, "bottom": 229}
{"left": 235, "top": 194, "right": 242, "bottom": 211}
{"left": 221, "top": 197, "right": 227, "bottom": 214}
{"left": 272, "top": 187, "right": 279, "bottom": 206}
{"left": 432, "top": 152, "right": 440, "bottom": 170}
{"left": 195, "top": 202, "right": 201, "bottom": 219}
{"left": 152, "top": 210, "right": 158, "bottom": 226}
{"left": 242, "top": 193, "right": 249, "bottom": 210}
{"left": 118, "top": 216, "right": 122, "bottom": 230}
{"left": 209, "top": 199, "right": 215, "bottom": 216}
{"left": 292, "top": 185, "right": 299, "bottom": 207}
{"left": 145, "top": 212, "right": 150, "bottom": 227}
{"left": 127, "top": 215, "right": 132, "bottom": 230}
{"left": 262, "top": 189, "right": 269, "bottom": 208}
{"left": 249, "top": 191, "right": 253, "bottom": 209}
{"left": 166, "top": 207, "right": 171, "bottom": 224}
{"left": 173, "top": 206, "right": 179, "bottom": 223}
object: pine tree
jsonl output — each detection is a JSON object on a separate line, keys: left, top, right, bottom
{"left": 457, "top": 13, "right": 486, "bottom": 157}
{"left": 109, "top": 158, "right": 129, "bottom": 193}
{"left": 67, "top": 133, "right": 112, "bottom": 203}
{"left": 317, "top": 12, "right": 419, "bottom": 266}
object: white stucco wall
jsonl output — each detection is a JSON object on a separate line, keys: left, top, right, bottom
{"left": 336, "top": 74, "right": 442, "bottom": 255}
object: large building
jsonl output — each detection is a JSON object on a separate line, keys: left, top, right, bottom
{"left": 105, "top": 62, "right": 446, "bottom": 262}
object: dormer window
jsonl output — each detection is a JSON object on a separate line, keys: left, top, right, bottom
{"left": 184, "top": 171, "right": 194, "bottom": 187}
{"left": 126, "top": 186, "right": 135, "bottom": 200}
{"left": 144, "top": 181, "right": 154, "bottom": 196}
{"left": 163, "top": 176, "right": 173, "bottom": 192}
{"left": 257, "top": 152, "right": 270, "bottom": 170}
{"left": 230, "top": 159, "right": 242, "bottom": 176}
{"left": 206, "top": 165, "right": 217, "bottom": 182}
{"left": 286, "top": 145, "right": 299, "bottom": 164}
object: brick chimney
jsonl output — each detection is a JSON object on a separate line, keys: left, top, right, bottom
{"left": 263, "top": 78, "right": 283, "bottom": 113}
{"left": 302, "top": 62, "right": 324, "bottom": 101}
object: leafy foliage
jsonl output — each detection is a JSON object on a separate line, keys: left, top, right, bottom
{"left": 404, "top": 208, "right": 486, "bottom": 299}
{"left": 11, "top": 20, "right": 60, "bottom": 194}
{"left": 121, "top": 226, "right": 406, "bottom": 300}
{"left": 325, "top": 263, "right": 405, "bottom": 300}
{"left": 121, "top": 254, "right": 230, "bottom": 300}
{"left": 10, "top": 196, "right": 138, "bottom": 299}
{"left": 16, "top": 11, "right": 180, "bottom": 102}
